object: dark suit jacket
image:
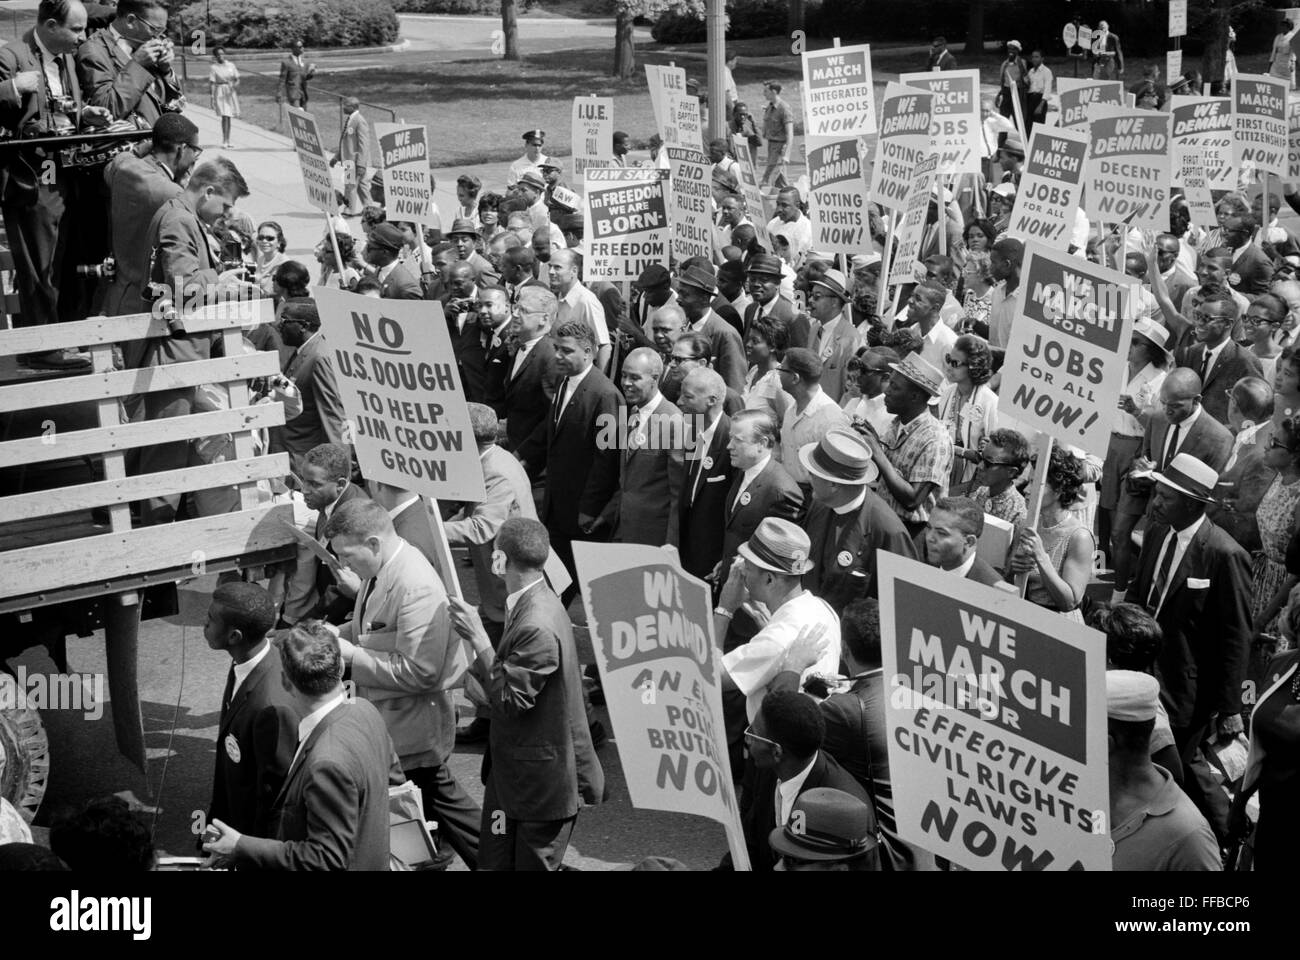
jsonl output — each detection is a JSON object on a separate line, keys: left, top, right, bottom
{"left": 278, "top": 54, "right": 314, "bottom": 103}
{"left": 380, "top": 262, "right": 424, "bottom": 300}
{"left": 505, "top": 335, "right": 559, "bottom": 476}
{"left": 481, "top": 323, "right": 513, "bottom": 414}
{"left": 308, "top": 483, "right": 371, "bottom": 623}
{"left": 679, "top": 414, "right": 733, "bottom": 582}
{"left": 237, "top": 698, "right": 401, "bottom": 871}
{"left": 542, "top": 365, "right": 623, "bottom": 538}
{"left": 1173, "top": 340, "right": 1263, "bottom": 425}
{"left": 1140, "top": 408, "right": 1234, "bottom": 475}
{"left": 466, "top": 251, "right": 501, "bottom": 287}
{"left": 721, "top": 456, "right": 804, "bottom": 566}
{"left": 804, "top": 490, "right": 918, "bottom": 613}
{"left": 913, "top": 536, "right": 1007, "bottom": 587}
{"left": 605, "top": 396, "right": 685, "bottom": 546}
{"left": 447, "top": 306, "right": 488, "bottom": 403}
{"left": 483, "top": 581, "right": 604, "bottom": 821}
{"left": 274, "top": 332, "right": 348, "bottom": 468}
{"left": 694, "top": 311, "right": 749, "bottom": 394}
{"left": 1126, "top": 517, "right": 1253, "bottom": 730}
{"left": 731, "top": 749, "right": 876, "bottom": 871}
{"left": 209, "top": 648, "right": 300, "bottom": 841}
{"left": 75, "top": 29, "right": 181, "bottom": 124}
{"left": 1206, "top": 433, "right": 1275, "bottom": 553}
{"left": 1229, "top": 242, "right": 1274, "bottom": 297}
{"left": 103, "top": 148, "right": 181, "bottom": 323}
{"left": 0, "top": 31, "right": 82, "bottom": 204}
{"left": 743, "top": 296, "right": 811, "bottom": 350}
{"left": 142, "top": 192, "right": 223, "bottom": 369}
{"left": 712, "top": 296, "right": 744, "bottom": 336}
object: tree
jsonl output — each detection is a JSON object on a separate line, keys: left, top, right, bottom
{"left": 611, "top": 0, "right": 705, "bottom": 79}
{"left": 964, "top": 0, "right": 984, "bottom": 56}
{"left": 501, "top": 0, "right": 520, "bottom": 61}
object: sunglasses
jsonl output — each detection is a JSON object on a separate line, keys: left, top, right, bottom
{"left": 1243, "top": 315, "right": 1282, "bottom": 328}
{"left": 944, "top": 355, "right": 968, "bottom": 368}
{"left": 1269, "top": 437, "right": 1293, "bottom": 451}
{"left": 257, "top": 234, "right": 278, "bottom": 242}
{"left": 979, "top": 456, "right": 1018, "bottom": 469}
{"left": 743, "top": 725, "right": 779, "bottom": 748}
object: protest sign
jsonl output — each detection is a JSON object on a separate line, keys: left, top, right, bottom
{"left": 1056, "top": 78, "right": 1124, "bottom": 129}
{"left": 998, "top": 241, "right": 1135, "bottom": 459}
{"left": 1181, "top": 149, "right": 1217, "bottom": 230}
{"left": 1063, "top": 23, "right": 1077, "bottom": 50}
{"left": 1083, "top": 103, "right": 1171, "bottom": 233}
{"left": 664, "top": 93, "right": 705, "bottom": 152}
{"left": 801, "top": 42, "right": 876, "bottom": 138}
{"left": 731, "top": 137, "right": 771, "bottom": 249}
{"left": 1233, "top": 74, "right": 1288, "bottom": 180}
{"left": 1169, "top": 0, "right": 1187, "bottom": 37}
{"left": 878, "top": 552, "right": 1111, "bottom": 871}
{"left": 666, "top": 146, "right": 713, "bottom": 263}
{"left": 888, "top": 154, "right": 939, "bottom": 286}
{"left": 286, "top": 107, "right": 336, "bottom": 213}
{"left": 315, "top": 288, "right": 486, "bottom": 502}
{"left": 572, "top": 96, "right": 614, "bottom": 177}
{"left": 549, "top": 183, "right": 581, "bottom": 212}
{"left": 1290, "top": 100, "right": 1300, "bottom": 182}
{"left": 1166, "top": 49, "right": 1182, "bottom": 85}
{"left": 1007, "top": 125, "right": 1089, "bottom": 249}
{"left": 583, "top": 167, "right": 670, "bottom": 281}
{"left": 574, "top": 542, "right": 750, "bottom": 870}
{"left": 869, "top": 82, "right": 934, "bottom": 215}
{"left": 807, "top": 138, "right": 871, "bottom": 255}
{"left": 374, "top": 123, "right": 433, "bottom": 224}
{"left": 900, "top": 69, "right": 983, "bottom": 177}
{"left": 1170, "top": 96, "right": 1233, "bottom": 190}
{"left": 646, "top": 63, "right": 687, "bottom": 134}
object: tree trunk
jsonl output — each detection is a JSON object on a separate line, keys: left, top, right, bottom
{"left": 787, "top": 0, "right": 805, "bottom": 37}
{"left": 613, "top": 10, "right": 636, "bottom": 79}
{"left": 1202, "top": 0, "right": 1231, "bottom": 93}
{"left": 964, "top": 0, "right": 984, "bottom": 56}
{"left": 501, "top": 0, "right": 520, "bottom": 61}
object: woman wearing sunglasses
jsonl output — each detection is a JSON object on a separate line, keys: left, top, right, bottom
{"left": 254, "top": 221, "right": 289, "bottom": 296}
{"left": 1251, "top": 416, "right": 1300, "bottom": 636}
{"left": 935, "top": 335, "right": 998, "bottom": 495}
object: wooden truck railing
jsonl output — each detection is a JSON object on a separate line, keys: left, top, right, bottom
{"left": 0, "top": 299, "right": 297, "bottom": 769}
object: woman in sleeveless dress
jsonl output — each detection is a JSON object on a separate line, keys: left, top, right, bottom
{"left": 209, "top": 47, "right": 240, "bottom": 149}
{"left": 1010, "top": 445, "right": 1096, "bottom": 623}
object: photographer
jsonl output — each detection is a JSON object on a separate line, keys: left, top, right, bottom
{"left": 76, "top": 0, "right": 182, "bottom": 126}
{"left": 0, "top": 0, "right": 114, "bottom": 369}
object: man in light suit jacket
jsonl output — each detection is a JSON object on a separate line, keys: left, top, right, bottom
{"left": 1206, "top": 377, "right": 1275, "bottom": 553}
{"left": 503, "top": 286, "right": 560, "bottom": 477}
{"left": 277, "top": 39, "right": 315, "bottom": 107}
{"left": 675, "top": 265, "right": 748, "bottom": 394}
{"left": 543, "top": 319, "right": 622, "bottom": 598}
{"left": 449, "top": 518, "right": 604, "bottom": 870}
{"left": 205, "top": 621, "right": 402, "bottom": 871}
{"left": 598, "top": 347, "right": 685, "bottom": 546}
{"left": 677, "top": 368, "right": 733, "bottom": 584}
{"left": 102, "top": 113, "right": 193, "bottom": 367}
{"left": 75, "top": 0, "right": 181, "bottom": 125}
{"left": 1125, "top": 455, "right": 1252, "bottom": 805}
{"left": 327, "top": 498, "right": 481, "bottom": 869}
{"left": 808, "top": 268, "right": 860, "bottom": 404}
{"left": 334, "top": 97, "right": 373, "bottom": 216}
{"left": 1173, "top": 296, "right": 1263, "bottom": 426}
{"left": 204, "top": 583, "right": 299, "bottom": 855}
{"left": 273, "top": 300, "right": 348, "bottom": 473}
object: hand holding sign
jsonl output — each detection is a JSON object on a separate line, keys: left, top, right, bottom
{"left": 448, "top": 596, "right": 492, "bottom": 656}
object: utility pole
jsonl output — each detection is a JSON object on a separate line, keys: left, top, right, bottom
{"left": 706, "top": 0, "right": 726, "bottom": 141}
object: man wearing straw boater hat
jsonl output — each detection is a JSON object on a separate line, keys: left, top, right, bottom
{"left": 799, "top": 427, "right": 914, "bottom": 614}
{"left": 1124, "top": 453, "right": 1253, "bottom": 822}
{"left": 863, "top": 353, "right": 953, "bottom": 538}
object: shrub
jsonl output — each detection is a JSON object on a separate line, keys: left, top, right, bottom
{"left": 174, "top": 0, "right": 400, "bottom": 49}
{"left": 651, "top": 0, "right": 789, "bottom": 43}
{"left": 390, "top": 0, "right": 538, "bottom": 13}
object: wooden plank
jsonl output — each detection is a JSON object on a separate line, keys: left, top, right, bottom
{"left": 0, "top": 299, "right": 274, "bottom": 356}
{"left": 0, "top": 403, "right": 285, "bottom": 468}
{"left": 0, "top": 454, "right": 290, "bottom": 523}
{"left": 0, "top": 503, "right": 296, "bottom": 596}
{"left": 0, "top": 351, "right": 280, "bottom": 413}
{"left": 89, "top": 343, "right": 132, "bottom": 533}
{"left": 223, "top": 328, "right": 263, "bottom": 512}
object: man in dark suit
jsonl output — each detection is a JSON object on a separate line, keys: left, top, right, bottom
{"left": 0, "top": 0, "right": 112, "bottom": 369}
{"left": 1207, "top": 377, "right": 1276, "bottom": 553}
{"left": 503, "top": 286, "right": 559, "bottom": 477}
{"left": 1154, "top": 233, "right": 1197, "bottom": 310}
{"left": 447, "top": 217, "right": 502, "bottom": 287}
{"left": 721, "top": 689, "right": 877, "bottom": 871}
{"left": 449, "top": 518, "right": 604, "bottom": 870}
{"left": 743, "top": 254, "right": 809, "bottom": 349}
{"left": 136, "top": 159, "right": 254, "bottom": 524}
{"left": 363, "top": 222, "right": 422, "bottom": 299}
{"left": 800, "top": 427, "right": 917, "bottom": 613}
{"left": 716, "top": 408, "right": 803, "bottom": 585}
{"left": 75, "top": 0, "right": 180, "bottom": 125}
{"left": 677, "top": 368, "right": 733, "bottom": 583}
{"left": 273, "top": 301, "right": 348, "bottom": 474}
{"left": 203, "top": 583, "right": 299, "bottom": 857}
{"left": 542, "top": 319, "right": 622, "bottom": 598}
{"left": 205, "top": 621, "right": 403, "bottom": 871}
{"left": 444, "top": 260, "right": 488, "bottom": 402}
{"left": 276, "top": 39, "right": 315, "bottom": 108}
{"left": 478, "top": 286, "right": 515, "bottom": 413}
{"left": 297, "top": 443, "right": 369, "bottom": 624}
{"left": 1125, "top": 453, "right": 1252, "bottom": 767}
{"left": 597, "top": 347, "right": 685, "bottom": 546}
{"left": 1219, "top": 217, "right": 1274, "bottom": 297}
{"left": 676, "top": 264, "right": 748, "bottom": 394}
{"left": 501, "top": 246, "right": 546, "bottom": 305}
{"left": 915, "top": 497, "right": 1009, "bottom": 588}
{"left": 628, "top": 263, "right": 675, "bottom": 332}
{"left": 1173, "top": 296, "right": 1263, "bottom": 426}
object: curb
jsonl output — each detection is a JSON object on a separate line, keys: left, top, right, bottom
{"left": 205, "top": 38, "right": 411, "bottom": 62}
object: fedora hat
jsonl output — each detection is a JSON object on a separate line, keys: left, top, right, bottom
{"left": 738, "top": 517, "right": 815, "bottom": 575}
{"left": 367, "top": 222, "right": 405, "bottom": 253}
{"left": 446, "top": 217, "right": 478, "bottom": 239}
{"left": 799, "top": 428, "right": 879, "bottom": 485}
{"left": 747, "top": 253, "right": 784, "bottom": 278}
{"left": 1131, "top": 317, "right": 1173, "bottom": 363}
{"left": 678, "top": 264, "right": 716, "bottom": 294}
{"left": 888, "top": 353, "right": 945, "bottom": 398}
{"left": 518, "top": 170, "right": 546, "bottom": 191}
{"left": 1152, "top": 452, "right": 1218, "bottom": 503}
{"left": 768, "top": 788, "right": 879, "bottom": 863}
{"left": 811, "top": 268, "right": 849, "bottom": 301}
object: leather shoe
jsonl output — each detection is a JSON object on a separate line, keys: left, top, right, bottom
{"left": 20, "top": 348, "right": 91, "bottom": 370}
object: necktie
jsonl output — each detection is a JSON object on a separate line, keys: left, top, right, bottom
{"left": 1199, "top": 349, "right": 1211, "bottom": 384}
{"left": 1161, "top": 422, "right": 1181, "bottom": 471}
{"left": 553, "top": 378, "right": 569, "bottom": 425}
{"left": 221, "top": 666, "right": 236, "bottom": 715}
{"left": 359, "top": 577, "right": 378, "bottom": 629}
{"left": 1147, "top": 530, "right": 1178, "bottom": 615}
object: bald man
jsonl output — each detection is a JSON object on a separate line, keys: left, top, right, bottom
{"left": 765, "top": 187, "right": 811, "bottom": 266}
{"left": 598, "top": 347, "right": 686, "bottom": 546}
{"left": 549, "top": 247, "right": 612, "bottom": 373}
{"left": 677, "top": 367, "right": 733, "bottom": 582}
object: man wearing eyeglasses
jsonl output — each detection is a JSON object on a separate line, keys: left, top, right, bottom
{"left": 1173, "top": 296, "right": 1262, "bottom": 426}
{"left": 503, "top": 286, "right": 560, "bottom": 480}
{"left": 76, "top": 0, "right": 180, "bottom": 125}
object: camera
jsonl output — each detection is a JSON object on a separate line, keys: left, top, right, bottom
{"left": 75, "top": 257, "right": 116, "bottom": 280}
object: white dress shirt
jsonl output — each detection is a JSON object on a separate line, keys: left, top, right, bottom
{"left": 230, "top": 641, "right": 272, "bottom": 699}
{"left": 775, "top": 755, "right": 818, "bottom": 825}
{"left": 505, "top": 576, "right": 544, "bottom": 613}
{"left": 291, "top": 691, "right": 347, "bottom": 767}
{"left": 1161, "top": 405, "right": 1202, "bottom": 465}
{"left": 1147, "top": 515, "right": 1207, "bottom": 616}
{"left": 732, "top": 453, "right": 771, "bottom": 509}
{"left": 556, "top": 363, "right": 594, "bottom": 421}
{"left": 511, "top": 334, "right": 545, "bottom": 379}
{"left": 558, "top": 282, "right": 611, "bottom": 346}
